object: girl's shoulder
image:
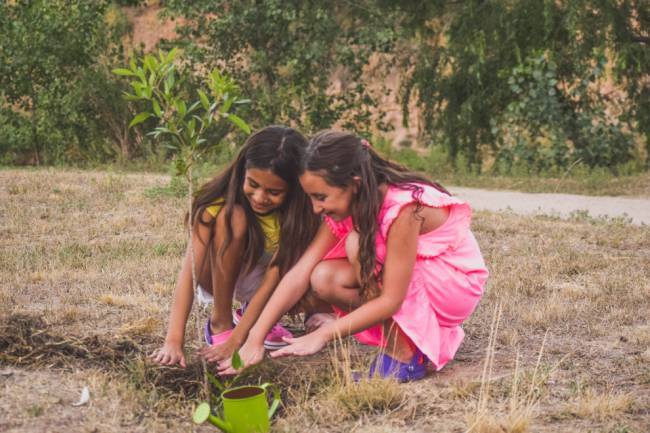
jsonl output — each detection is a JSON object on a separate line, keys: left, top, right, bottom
{"left": 204, "top": 199, "right": 226, "bottom": 218}
{"left": 383, "top": 183, "right": 467, "bottom": 213}
{"left": 380, "top": 183, "right": 472, "bottom": 237}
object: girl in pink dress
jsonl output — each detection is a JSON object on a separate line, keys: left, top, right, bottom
{"left": 218, "top": 130, "right": 488, "bottom": 382}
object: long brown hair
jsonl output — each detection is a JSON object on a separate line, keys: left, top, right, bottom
{"left": 192, "top": 126, "right": 319, "bottom": 276}
{"left": 302, "top": 130, "right": 450, "bottom": 299}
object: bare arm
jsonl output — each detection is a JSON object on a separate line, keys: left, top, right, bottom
{"left": 271, "top": 204, "right": 449, "bottom": 357}
{"left": 153, "top": 205, "right": 248, "bottom": 366}
{"left": 247, "top": 221, "right": 337, "bottom": 345}
{"left": 217, "top": 221, "right": 337, "bottom": 373}
{"left": 150, "top": 216, "right": 212, "bottom": 367}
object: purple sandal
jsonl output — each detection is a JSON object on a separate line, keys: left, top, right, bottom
{"left": 368, "top": 348, "right": 429, "bottom": 383}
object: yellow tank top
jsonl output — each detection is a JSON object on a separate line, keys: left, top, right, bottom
{"left": 205, "top": 202, "right": 280, "bottom": 252}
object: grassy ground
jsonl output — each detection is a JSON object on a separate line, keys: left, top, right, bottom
{"left": 376, "top": 146, "right": 650, "bottom": 198}
{"left": 436, "top": 172, "right": 650, "bottom": 198}
{"left": 1, "top": 168, "right": 648, "bottom": 432}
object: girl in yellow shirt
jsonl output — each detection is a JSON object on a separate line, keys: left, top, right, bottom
{"left": 150, "top": 126, "right": 320, "bottom": 367}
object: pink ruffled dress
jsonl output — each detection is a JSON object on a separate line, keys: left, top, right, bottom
{"left": 322, "top": 183, "right": 488, "bottom": 370}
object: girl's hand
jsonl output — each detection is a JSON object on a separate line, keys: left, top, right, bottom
{"left": 217, "top": 341, "right": 265, "bottom": 375}
{"left": 269, "top": 331, "right": 328, "bottom": 358}
{"left": 198, "top": 337, "right": 239, "bottom": 364}
{"left": 305, "top": 312, "right": 336, "bottom": 333}
{"left": 149, "top": 342, "right": 187, "bottom": 368}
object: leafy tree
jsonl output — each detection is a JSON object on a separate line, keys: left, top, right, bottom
{"left": 163, "top": 0, "right": 397, "bottom": 135}
{"left": 393, "top": 0, "right": 649, "bottom": 169}
{"left": 0, "top": 0, "right": 117, "bottom": 164}
{"left": 165, "top": 0, "right": 648, "bottom": 171}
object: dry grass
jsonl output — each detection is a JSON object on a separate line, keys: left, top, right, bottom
{"left": 1, "top": 168, "right": 649, "bottom": 432}
{"left": 566, "top": 389, "right": 634, "bottom": 421}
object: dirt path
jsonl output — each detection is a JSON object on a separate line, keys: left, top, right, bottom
{"left": 450, "top": 186, "right": 650, "bottom": 225}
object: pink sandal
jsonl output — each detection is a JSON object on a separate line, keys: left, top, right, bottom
{"left": 204, "top": 319, "right": 233, "bottom": 346}
{"left": 232, "top": 303, "right": 293, "bottom": 350}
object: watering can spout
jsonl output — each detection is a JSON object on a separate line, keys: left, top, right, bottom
{"left": 193, "top": 402, "right": 232, "bottom": 433}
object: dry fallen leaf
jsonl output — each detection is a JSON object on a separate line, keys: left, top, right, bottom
{"left": 72, "top": 386, "right": 90, "bottom": 407}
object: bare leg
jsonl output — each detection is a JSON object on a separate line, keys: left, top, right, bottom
{"left": 309, "top": 259, "right": 362, "bottom": 311}
{"left": 346, "top": 231, "right": 416, "bottom": 362}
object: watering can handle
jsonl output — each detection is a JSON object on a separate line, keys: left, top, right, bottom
{"left": 192, "top": 402, "right": 232, "bottom": 433}
{"left": 260, "top": 382, "right": 281, "bottom": 419}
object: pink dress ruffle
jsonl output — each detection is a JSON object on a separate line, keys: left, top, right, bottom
{"left": 322, "top": 183, "right": 488, "bottom": 370}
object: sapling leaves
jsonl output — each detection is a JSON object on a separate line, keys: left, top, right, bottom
{"left": 227, "top": 114, "right": 251, "bottom": 134}
{"left": 129, "top": 112, "right": 153, "bottom": 129}
{"left": 231, "top": 351, "right": 243, "bottom": 371}
{"left": 112, "top": 68, "right": 135, "bottom": 77}
{"left": 204, "top": 350, "right": 245, "bottom": 396}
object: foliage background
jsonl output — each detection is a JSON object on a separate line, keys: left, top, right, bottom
{"left": 1, "top": 0, "right": 648, "bottom": 176}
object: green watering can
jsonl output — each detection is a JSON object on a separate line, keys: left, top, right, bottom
{"left": 193, "top": 383, "right": 281, "bottom": 433}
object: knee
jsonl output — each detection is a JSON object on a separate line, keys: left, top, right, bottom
{"left": 309, "top": 262, "right": 336, "bottom": 301}
{"left": 344, "top": 230, "right": 360, "bottom": 264}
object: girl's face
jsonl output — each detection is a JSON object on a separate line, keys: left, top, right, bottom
{"left": 242, "top": 168, "right": 288, "bottom": 214}
{"left": 299, "top": 170, "right": 356, "bottom": 220}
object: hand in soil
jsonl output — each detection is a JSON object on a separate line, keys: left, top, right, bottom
{"left": 304, "top": 312, "right": 336, "bottom": 333}
{"left": 198, "top": 337, "right": 238, "bottom": 363}
{"left": 217, "top": 341, "right": 265, "bottom": 375}
{"left": 269, "top": 331, "right": 328, "bottom": 358}
{"left": 149, "top": 342, "right": 187, "bottom": 367}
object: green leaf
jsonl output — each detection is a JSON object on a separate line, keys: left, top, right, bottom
{"left": 129, "top": 112, "right": 153, "bottom": 129}
{"left": 197, "top": 89, "right": 210, "bottom": 111}
{"left": 177, "top": 100, "right": 187, "bottom": 116}
{"left": 135, "top": 68, "right": 146, "bottom": 83}
{"left": 165, "top": 73, "right": 175, "bottom": 92}
{"left": 122, "top": 92, "right": 142, "bottom": 101}
{"left": 112, "top": 68, "right": 136, "bottom": 77}
{"left": 227, "top": 114, "right": 251, "bottom": 134}
{"left": 231, "top": 351, "right": 243, "bottom": 370}
{"left": 144, "top": 55, "right": 155, "bottom": 73}
{"left": 152, "top": 99, "right": 162, "bottom": 117}
{"left": 187, "top": 100, "right": 201, "bottom": 115}
{"left": 221, "top": 95, "right": 233, "bottom": 113}
{"left": 166, "top": 48, "right": 178, "bottom": 64}
{"left": 162, "top": 142, "right": 179, "bottom": 150}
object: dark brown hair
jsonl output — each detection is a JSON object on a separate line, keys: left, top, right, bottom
{"left": 303, "top": 130, "right": 450, "bottom": 299}
{"left": 192, "top": 126, "right": 319, "bottom": 276}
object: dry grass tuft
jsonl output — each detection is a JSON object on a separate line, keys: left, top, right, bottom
{"left": 566, "top": 389, "right": 634, "bottom": 421}
{"left": 118, "top": 317, "right": 159, "bottom": 337}
{"left": 466, "top": 307, "right": 561, "bottom": 433}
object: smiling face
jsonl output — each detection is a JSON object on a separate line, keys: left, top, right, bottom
{"left": 299, "top": 170, "right": 356, "bottom": 220}
{"left": 242, "top": 168, "right": 289, "bottom": 214}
